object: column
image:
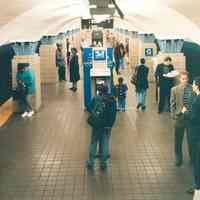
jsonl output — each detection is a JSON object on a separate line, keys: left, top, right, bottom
{"left": 39, "top": 35, "right": 58, "bottom": 83}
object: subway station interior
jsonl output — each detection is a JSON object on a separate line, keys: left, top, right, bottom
{"left": 1, "top": 0, "right": 200, "bottom": 199}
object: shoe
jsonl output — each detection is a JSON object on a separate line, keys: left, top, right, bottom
{"left": 21, "top": 112, "right": 28, "bottom": 118}
{"left": 186, "top": 187, "right": 195, "bottom": 195}
{"left": 158, "top": 110, "right": 162, "bottom": 114}
{"left": 136, "top": 104, "right": 141, "bottom": 110}
{"left": 100, "top": 165, "right": 107, "bottom": 171}
{"left": 175, "top": 158, "right": 182, "bottom": 167}
{"left": 141, "top": 105, "right": 146, "bottom": 111}
{"left": 86, "top": 161, "right": 94, "bottom": 170}
{"left": 27, "top": 110, "right": 34, "bottom": 117}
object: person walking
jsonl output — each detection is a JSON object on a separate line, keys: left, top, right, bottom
{"left": 155, "top": 57, "right": 175, "bottom": 113}
{"left": 181, "top": 77, "right": 200, "bottom": 199}
{"left": 135, "top": 58, "right": 149, "bottom": 111}
{"left": 115, "top": 77, "right": 128, "bottom": 112}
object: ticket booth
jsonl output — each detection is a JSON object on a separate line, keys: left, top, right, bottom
{"left": 83, "top": 47, "right": 113, "bottom": 109}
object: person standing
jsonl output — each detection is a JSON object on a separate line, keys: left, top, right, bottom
{"left": 114, "top": 42, "right": 122, "bottom": 75}
{"left": 16, "top": 63, "right": 35, "bottom": 118}
{"left": 69, "top": 48, "right": 80, "bottom": 92}
{"left": 155, "top": 57, "right": 175, "bottom": 113}
{"left": 86, "top": 85, "right": 117, "bottom": 170}
{"left": 135, "top": 58, "right": 149, "bottom": 111}
{"left": 181, "top": 77, "right": 200, "bottom": 199}
{"left": 170, "top": 71, "right": 193, "bottom": 166}
{"left": 56, "top": 43, "right": 66, "bottom": 82}
{"left": 115, "top": 77, "right": 128, "bottom": 112}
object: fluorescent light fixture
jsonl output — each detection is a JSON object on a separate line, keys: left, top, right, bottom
{"left": 93, "top": 15, "right": 110, "bottom": 23}
{"left": 89, "top": 4, "right": 97, "bottom": 9}
{"left": 108, "top": 4, "right": 115, "bottom": 8}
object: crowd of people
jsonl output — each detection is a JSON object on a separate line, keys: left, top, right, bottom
{"left": 13, "top": 37, "right": 200, "bottom": 199}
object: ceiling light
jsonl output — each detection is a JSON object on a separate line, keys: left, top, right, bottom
{"left": 93, "top": 15, "right": 110, "bottom": 23}
{"left": 108, "top": 4, "right": 115, "bottom": 8}
{"left": 89, "top": 5, "right": 97, "bottom": 9}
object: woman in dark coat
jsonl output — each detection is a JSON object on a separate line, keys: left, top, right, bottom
{"left": 69, "top": 48, "right": 80, "bottom": 92}
{"left": 182, "top": 76, "right": 200, "bottom": 198}
{"left": 135, "top": 58, "right": 149, "bottom": 110}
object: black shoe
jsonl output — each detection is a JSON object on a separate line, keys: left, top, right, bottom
{"left": 158, "top": 110, "right": 162, "bottom": 114}
{"left": 186, "top": 187, "right": 195, "bottom": 194}
{"left": 100, "top": 165, "right": 107, "bottom": 171}
{"left": 175, "top": 158, "right": 182, "bottom": 167}
{"left": 136, "top": 104, "right": 141, "bottom": 109}
{"left": 141, "top": 105, "right": 146, "bottom": 111}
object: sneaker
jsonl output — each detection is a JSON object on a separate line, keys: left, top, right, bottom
{"left": 86, "top": 161, "right": 94, "bottom": 170}
{"left": 100, "top": 164, "right": 107, "bottom": 171}
{"left": 141, "top": 105, "right": 146, "bottom": 111}
{"left": 186, "top": 187, "right": 195, "bottom": 194}
{"left": 21, "top": 112, "right": 28, "bottom": 118}
{"left": 27, "top": 110, "right": 34, "bottom": 117}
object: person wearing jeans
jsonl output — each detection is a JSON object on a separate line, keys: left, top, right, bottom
{"left": 136, "top": 89, "right": 147, "bottom": 109}
{"left": 135, "top": 58, "right": 149, "bottom": 111}
{"left": 115, "top": 77, "right": 128, "bottom": 112}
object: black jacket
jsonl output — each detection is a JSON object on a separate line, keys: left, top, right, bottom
{"left": 184, "top": 94, "right": 200, "bottom": 141}
{"left": 155, "top": 63, "right": 174, "bottom": 88}
{"left": 69, "top": 55, "right": 80, "bottom": 82}
{"left": 135, "top": 65, "right": 149, "bottom": 91}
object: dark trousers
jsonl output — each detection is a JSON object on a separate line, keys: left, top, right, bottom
{"left": 18, "top": 95, "right": 32, "bottom": 113}
{"left": 175, "top": 120, "right": 193, "bottom": 162}
{"left": 58, "top": 67, "right": 66, "bottom": 81}
{"left": 193, "top": 141, "right": 200, "bottom": 189}
{"left": 158, "top": 87, "right": 171, "bottom": 112}
{"left": 115, "top": 58, "right": 120, "bottom": 74}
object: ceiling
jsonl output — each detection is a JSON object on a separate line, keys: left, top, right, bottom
{"left": 0, "top": 0, "right": 200, "bottom": 44}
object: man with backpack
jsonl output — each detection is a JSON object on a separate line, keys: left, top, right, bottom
{"left": 86, "top": 84, "right": 117, "bottom": 170}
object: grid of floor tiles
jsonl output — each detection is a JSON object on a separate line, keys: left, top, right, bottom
{"left": 0, "top": 79, "right": 194, "bottom": 200}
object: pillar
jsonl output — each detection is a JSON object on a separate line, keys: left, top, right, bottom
{"left": 39, "top": 35, "right": 58, "bottom": 83}
{"left": 12, "top": 42, "right": 41, "bottom": 111}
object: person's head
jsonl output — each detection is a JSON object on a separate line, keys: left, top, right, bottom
{"left": 71, "top": 48, "right": 77, "bottom": 55}
{"left": 192, "top": 76, "right": 200, "bottom": 94}
{"left": 179, "top": 71, "right": 189, "bottom": 87}
{"left": 140, "top": 58, "right": 145, "bottom": 65}
{"left": 17, "top": 63, "right": 29, "bottom": 72}
{"left": 118, "top": 77, "right": 124, "bottom": 84}
{"left": 164, "top": 56, "right": 172, "bottom": 65}
{"left": 56, "top": 43, "right": 62, "bottom": 50}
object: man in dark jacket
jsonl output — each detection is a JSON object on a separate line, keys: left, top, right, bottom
{"left": 86, "top": 84, "right": 117, "bottom": 170}
{"left": 155, "top": 56, "right": 175, "bottom": 113}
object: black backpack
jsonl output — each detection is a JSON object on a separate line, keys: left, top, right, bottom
{"left": 87, "top": 98, "right": 105, "bottom": 128}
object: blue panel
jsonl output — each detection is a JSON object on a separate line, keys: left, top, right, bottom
{"left": 107, "top": 48, "right": 113, "bottom": 69}
{"left": 83, "top": 48, "right": 92, "bottom": 109}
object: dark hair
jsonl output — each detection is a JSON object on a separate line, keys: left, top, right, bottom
{"left": 118, "top": 77, "right": 123, "bottom": 83}
{"left": 164, "top": 56, "right": 172, "bottom": 62}
{"left": 17, "top": 63, "right": 29, "bottom": 71}
{"left": 140, "top": 58, "right": 145, "bottom": 64}
{"left": 71, "top": 48, "right": 77, "bottom": 54}
{"left": 193, "top": 76, "right": 200, "bottom": 90}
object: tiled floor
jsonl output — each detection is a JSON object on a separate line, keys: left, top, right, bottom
{"left": 0, "top": 69, "right": 194, "bottom": 200}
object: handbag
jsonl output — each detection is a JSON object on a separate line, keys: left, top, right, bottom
{"left": 87, "top": 100, "right": 105, "bottom": 128}
{"left": 130, "top": 66, "right": 138, "bottom": 85}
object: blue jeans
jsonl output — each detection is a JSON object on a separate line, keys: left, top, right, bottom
{"left": 118, "top": 97, "right": 126, "bottom": 111}
{"left": 87, "top": 128, "right": 109, "bottom": 167}
{"left": 136, "top": 89, "right": 147, "bottom": 106}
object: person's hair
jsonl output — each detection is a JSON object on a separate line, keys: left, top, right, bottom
{"left": 118, "top": 77, "right": 123, "bottom": 83}
{"left": 179, "top": 71, "right": 189, "bottom": 78}
{"left": 193, "top": 76, "right": 200, "bottom": 91}
{"left": 71, "top": 48, "right": 77, "bottom": 54}
{"left": 17, "top": 63, "right": 29, "bottom": 71}
{"left": 140, "top": 58, "right": 145, "bottom": 64}
{"left": 164, "top": 56, "right": 172, "bottom": 62}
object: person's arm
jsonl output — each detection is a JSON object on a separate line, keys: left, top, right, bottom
{"left": 183, "top": 98, "right": 200, "bottom": 122}
{"left": 170, "top": 87, "right": 176, "bottom": 119}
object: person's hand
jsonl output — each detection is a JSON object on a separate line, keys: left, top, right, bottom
{"left": 181, "top": 107, "right": 187, "bottom": 113}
